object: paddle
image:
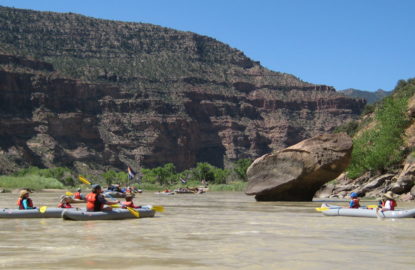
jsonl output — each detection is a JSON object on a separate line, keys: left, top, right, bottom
{"left": 66, "top": 191, "right": 73, "bottom": 196}
{"left": 39, "top": 206, "right": 48, "bottom": 213}
{"left": 78, "top": 175, "right": 92, "bottom": 185}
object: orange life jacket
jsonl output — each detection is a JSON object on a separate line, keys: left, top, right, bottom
{"left": 86, "top": 192, "right": 103, "bottom": 211}
{"left": 73, "top": 192, "right": 82, "bottom": 199}
{"left": 17, "top": 197, "right": 34, "bottom": 209}
{"left": 350, "top": 198, "right": 360, "bottom": 208}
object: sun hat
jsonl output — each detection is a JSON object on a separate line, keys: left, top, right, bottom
{"left": 383, "top": 191, "right": 395, "bottom": 200}
{"left": 19, "top": 190, "right": 29, "bottom": 197}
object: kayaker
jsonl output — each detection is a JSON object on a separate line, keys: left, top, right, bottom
{"left": 17, "top": 190, "right": 36, "bottom": 210}
{"left": 379, "top": 191, "right": 397, "bottom": 211}
{"left": 348, "top": 192, "right": 360, "bottom": 208}
{"left": 86, "top": 184, "right": 120, "bottom": 212}
{"left": 57, "top": 195, "right": 73, "bottom": 208}
{"left": 122, "top": 194, "right": 140, "bottom": 209}
{"left": 73, "top": 188, "right": 83, "bottom": 200}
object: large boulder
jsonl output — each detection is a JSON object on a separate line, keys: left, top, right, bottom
{"left": 245, "top": 133, "right": 353, "bottom": 201}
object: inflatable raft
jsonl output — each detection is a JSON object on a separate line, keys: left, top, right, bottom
{"left": 62, "top": 208, "right": 155, "bottom": 221}
{"left": 320, "top": 204, "right": 415, "bottom": 218}
{"left": 0, "top": 207, "right": 70, "bottom": 218}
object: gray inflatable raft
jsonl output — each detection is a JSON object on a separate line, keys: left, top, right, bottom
{"left": 62, "top": 208, "right": 155, "bottom": 221}
{"left": 321, "top": 204, "right": 415, "bottom": 218}
{"left": 0, "top": 207, "right": 66, "bottom": 218}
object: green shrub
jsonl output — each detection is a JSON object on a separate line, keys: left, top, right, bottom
{"left": 347, "top": 79, "right": 415, "bottom": 178}
{"left": 0, "top": 175, "right": 64, "bottom": 190}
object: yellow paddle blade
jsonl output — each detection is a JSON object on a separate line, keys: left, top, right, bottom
{"left": 315, "top": 207, "right": 329, "bottom": 212}
{"left": 366, "top": 205, "right": 378, "bottom": 209}
{"left": 65, "top": 191, "right": 73, "bottom": 196}
{"left": 152, "top": 205, "right": 165, "bottom": 212}
{"left": 127, "top": 207, "right": 140, "bottom": 218}
{"left": 111, "top": 204, "right": 121, "bottom": 208}
{"left": 78, "top": 176, "right": 91, "bottom": 185}
{"left": 39, "top": 206, "right": 48, "bottom": 213}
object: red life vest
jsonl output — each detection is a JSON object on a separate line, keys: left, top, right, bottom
{"left": 382, "top": 199, "right": 397, "bottom": 210}
{"left": 73, "top": 192, "right": 82, "bottom": 199}
{"left": 57, "top": 202, "right": 73, "bottom": 208}
{"left": 350, "top": 198, "right": 360, "bottom": 208}
{"left": 122, "top": 201, "right": 137, "bottom": 208}
{"left": 86, "top": 192, "right": 104, "bottom": 211}
{"left": 17, "top": 198, "right": 34, "bottom": 209}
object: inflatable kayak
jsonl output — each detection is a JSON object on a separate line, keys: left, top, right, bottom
{"left": 320, "top": 204, "right": 415, "bottom": 218}
{"left": 0, "top": 207, "right": 74, "bottom": 218}
{"left": 62, "top": 207, "right": 155, "bottom": 221}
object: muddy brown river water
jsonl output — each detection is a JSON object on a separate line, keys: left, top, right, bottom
{"left": 0, "top": 191, "right": 414, "bottom": 269}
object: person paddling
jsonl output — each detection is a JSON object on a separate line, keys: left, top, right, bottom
{"left": 86, "top": 184, "right": 120, "bottom": 212}
{"left": 379, "top": 191, "right": 397, "bottom": 211}
{"left": 349, "top": 192, "right": 360, "bottom": 208}
{"left": 122, "top": 194, "right": 140, "bottom": 209}
{"left": 73, "top": 188, "right": 84, "bottom": 200}
{"left": 17, "top": 190, "right": 36, "bottom": 210}
{"left": 57, "top": 195, "right": 73, "bottom": 208}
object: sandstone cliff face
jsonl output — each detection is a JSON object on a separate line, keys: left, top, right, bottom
{"left": 0, "top": 7, "right": 366, "bottom": 174}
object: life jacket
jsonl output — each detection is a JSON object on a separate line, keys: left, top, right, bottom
{"left": 122, "top": 201, "right": 137, "bottom": 208}
{"left": 17, "top": 197, "right": 33, "bottom": 210}
{"left": 86, "top": 192, "right": 104, "bottom": 211}
{"left": 350, "top": 198, "right": 360, "bottom": 208}
{"left": 57, "top": 202, "right": 73, "bottom": 208}
{"left": 73, "top": 192, "right": 82, "bottom": 199}
{"left": 382, "top": 199, "right": 397, "bottom": 210}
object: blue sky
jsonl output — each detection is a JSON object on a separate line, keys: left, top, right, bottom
{"left": 1, "top": 0, "right": 414, "bottom": 91}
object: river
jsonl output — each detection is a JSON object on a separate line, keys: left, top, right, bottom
{"left": 0, "top": 191, "right": 414, "bottom": 270}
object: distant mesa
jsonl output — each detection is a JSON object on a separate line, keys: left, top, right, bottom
{"left": 339, "top": 88, "right": 392, "bottom": 105}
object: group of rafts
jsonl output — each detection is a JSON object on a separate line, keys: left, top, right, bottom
{"left": 0, "top": 176, "right": 164, "bottom": 221}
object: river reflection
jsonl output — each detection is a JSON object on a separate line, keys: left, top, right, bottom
{"left": 0, "top": 191, "right": 414, "bottom": 269}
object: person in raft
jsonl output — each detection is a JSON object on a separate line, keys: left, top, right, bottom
{"left": 86, "top": 184, "right": 120, "bottom": 212}
{"left": 57, "top": 195, "right": 73, "bottom": 208}
{"left": 17, "top": 190, "right": 36, "bottom": 210}
{"left": 379, "top": 191, "right": 397, "bottom": 211}
{"left": 73, "top": 188, "right": 84, "bottom": 200}
{"left": 348, "top": 192, "right": 360, "bottom": 208}
{"left": 122, "top": 194, "right": 141, "bottom": 209}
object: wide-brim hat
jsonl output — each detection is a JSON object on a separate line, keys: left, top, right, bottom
{"left": 19, "top": 190, "right": 29, "bottom": 197}
{"left": 383, "top": 191, "right": 395, "bottom": 200}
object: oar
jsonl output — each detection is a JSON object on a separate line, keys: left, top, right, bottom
{"left": 66, "top": 191, "right": 73, "bottom": 196}
{"left": 39, "top": 206, "right": 48, "bottom": 213}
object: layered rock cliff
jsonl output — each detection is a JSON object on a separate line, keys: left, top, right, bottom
{"left": 0, "top": 6, "right": 366, "bottom": 174}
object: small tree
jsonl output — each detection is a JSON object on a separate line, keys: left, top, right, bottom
{"left": 233, "top": 159, "right": 252, "bottom": 181}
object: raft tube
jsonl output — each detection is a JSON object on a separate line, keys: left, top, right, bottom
{"left": 62, "top": 208, "right": 155, "bottom": 221}
{"left": 103, "top": 191, "right": 127, "bottom": 198}
{"left": 0, "top": 207, "right": 70, "bottom": 218}
{"left": 321, "top": 204, "right": 415, "bottom": 218}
